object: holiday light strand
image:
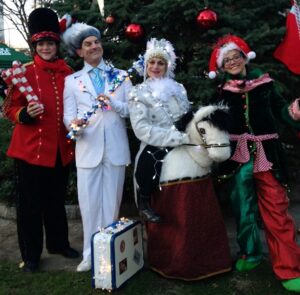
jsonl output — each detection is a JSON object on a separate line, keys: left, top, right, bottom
{"left": 94, "top": 218, "right": 133, "bottom": 291}
{"left": 67, "top": 57, "right": 144, "bottom": 140}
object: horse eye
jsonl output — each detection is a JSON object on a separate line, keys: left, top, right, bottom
{"left": 199, "top": 128, "right": 206, "bottom": 134}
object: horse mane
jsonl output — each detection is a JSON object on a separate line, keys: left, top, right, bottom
{"left": 174, "top": 110, "right": 194, "bottom": 131}
{"left": 192, "top": 104, "right": 231, "bottom": 133}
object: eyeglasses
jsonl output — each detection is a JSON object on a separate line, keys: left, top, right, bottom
{"left": 223, "top": 54, "right": 243, "bottom": 67}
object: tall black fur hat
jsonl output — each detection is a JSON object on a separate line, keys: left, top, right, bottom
{"left": 28, "top": 8, "right": 60, "bottom": 43}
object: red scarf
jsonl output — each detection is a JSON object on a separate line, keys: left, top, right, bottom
{"left": 34, "top": 54, "right": 72, "bottom": 75}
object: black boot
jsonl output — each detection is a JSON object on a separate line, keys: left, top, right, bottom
{"left": 138, "top": 194, "right": 162, "bottom": 223}
{"left": 20, "top": 261, "right": 39, "bottom": 273}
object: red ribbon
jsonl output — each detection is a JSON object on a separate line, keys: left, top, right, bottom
{"left": 230, "top": 133, "right": 279, "bottom": 173}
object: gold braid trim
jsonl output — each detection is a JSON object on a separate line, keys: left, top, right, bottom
{"left": 15, "top": 107, "right": 25, "bottom": 124}
{"left": 2, "top": 85, "right": 26, "bottom": 123}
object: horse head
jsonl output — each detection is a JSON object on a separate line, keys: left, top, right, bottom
{"left": 186, "top": 104, "right": 231, "bottom": 163}
{"left": 160, "top": 104, "right": 231, "bottom": 183}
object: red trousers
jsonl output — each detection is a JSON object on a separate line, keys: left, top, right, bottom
{"left": 255, "top": 171, "right": 300, "bottom": 279}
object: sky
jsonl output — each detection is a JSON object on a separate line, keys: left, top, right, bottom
{"left": 4, "top": 22, "right": 28, "bottom": 49}
{"left": 3, "top": 0, "right": 104, "bottom": 49}
{"left": 3, "top": 0, "right": 34, "bottom": 49}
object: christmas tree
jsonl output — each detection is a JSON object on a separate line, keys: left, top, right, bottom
{"left": 50, "top": 0, "right": 300, "bottom": 200}
{"left": 52, "top": 0, "right": 300, "bottom": 104}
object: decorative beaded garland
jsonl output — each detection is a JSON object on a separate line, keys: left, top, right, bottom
{"left": 67, "top": 58, "right": 144, "bottom": 140}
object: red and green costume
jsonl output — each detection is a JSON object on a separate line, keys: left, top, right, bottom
{"left": 213, "top": 67, "right": 300, "bottom": 280}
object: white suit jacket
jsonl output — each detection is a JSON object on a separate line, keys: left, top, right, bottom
{"left": 63, "top": 60, "right": 131, "bottom": 168}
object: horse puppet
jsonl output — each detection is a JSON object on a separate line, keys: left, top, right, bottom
{"left": 147, "top": 104, "right": 233, "bottom": 281}
{"left": 160, "top": 104, "right": 231, "bottom": 183}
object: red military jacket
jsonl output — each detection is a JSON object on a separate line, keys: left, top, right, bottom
{"left": 4, "top": 54, "right": 74, "bottom": 167}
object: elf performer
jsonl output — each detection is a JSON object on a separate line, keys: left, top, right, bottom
{"left": 129, "top": 38, "right": 232, "bottom": 280}
{"left": 208, "top": 34, "right": 300, "bottom": 293}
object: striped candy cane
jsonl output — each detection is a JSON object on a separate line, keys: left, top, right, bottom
{"left": 2, "top": 60, "right": 40, "bottom": 103}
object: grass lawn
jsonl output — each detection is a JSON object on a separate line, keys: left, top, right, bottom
{"left": 0, "top": 260, "right": 294, "bottom": 295}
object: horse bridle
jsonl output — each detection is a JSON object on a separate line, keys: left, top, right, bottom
{"left": 183, "top": 121, "right": 230, "bottom": 149}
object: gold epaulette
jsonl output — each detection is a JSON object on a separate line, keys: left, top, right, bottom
{"left": 66, "top": 64, "right": 74, "bottom": 72}
{"left": 23, "top": 61, "right": 34, "bottom": 68}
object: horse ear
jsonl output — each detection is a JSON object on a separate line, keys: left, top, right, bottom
{"left": 174, "top": 110, "right": 194, "bottom": 131}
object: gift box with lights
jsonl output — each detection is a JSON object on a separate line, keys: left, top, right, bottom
{"left": 91, "top": 218, "right": 144, "bottom": 290}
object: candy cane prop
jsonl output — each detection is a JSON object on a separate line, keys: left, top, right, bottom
{"left": 2, "top": 60, "right": 41, "bottom": 104}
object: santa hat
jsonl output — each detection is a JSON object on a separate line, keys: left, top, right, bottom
{"left": 62, "top": 23, "right": 101, "bottom": 56}
{"left": 143, "top": 38, "right": 177, "bottom": 79}
{"left": 28, "top": 8, "right": 61, "bottom": 43}
{"left": 208, "top": 35, "right": 256, "bottom": 79}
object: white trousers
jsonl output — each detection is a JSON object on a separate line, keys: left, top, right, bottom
{"left": 77, "top": 157, "right": 126, "bottom": 260}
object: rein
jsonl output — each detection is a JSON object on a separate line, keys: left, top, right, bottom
{"left": 182, "top": 120, "right": 230, "bottom": 149}
{"left": 183, "top": 143, "right": 230, "bottom": 149}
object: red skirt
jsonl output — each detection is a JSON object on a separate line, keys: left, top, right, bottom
{"left": 147, "top": 176, "right": 232, "bottom": 280}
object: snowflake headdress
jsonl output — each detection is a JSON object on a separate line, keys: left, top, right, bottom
{"left": 143, "top": 38, "right": 177, "bottom": 80}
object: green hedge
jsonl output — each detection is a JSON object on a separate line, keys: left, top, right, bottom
{"left": 0, "top": 118, "right": 15, "bottom": 205}
{"left": 0, "top": 118, "right": 80, "bottom": 205}
{"left": 0, "top": 117, "right": 137, "bottom": 206}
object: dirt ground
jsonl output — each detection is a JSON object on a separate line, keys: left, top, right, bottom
{"left": 0, "top": 217, "right": 83, "bottom": 271}
{"left": 1, "top": 183, "right": 300, "bottom": 272}
{"left": 0, "top": 209, "right": 255, "bottom": 272}
{"left": 0, "top": 202, "right": 139, "bottom": 271}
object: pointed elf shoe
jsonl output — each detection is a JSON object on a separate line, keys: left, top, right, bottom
{"left": 282, "top": 278, "right": 300, "bottom": 292}
{"left": 235, "top": 258, "right": 261, "bottom": 272}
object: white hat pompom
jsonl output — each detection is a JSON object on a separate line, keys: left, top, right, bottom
{"left": 208, "top": 71, "right": 217, "bottom": 79}
{"left": 247, "top": 51, "right": 256, "bottom": 60}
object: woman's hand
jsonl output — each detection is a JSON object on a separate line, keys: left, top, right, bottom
{"left": 27, "top": 102, "right": 44, "bottom": 118}
{"left": 288, "top": 98, "right": 300, "bottom": 121}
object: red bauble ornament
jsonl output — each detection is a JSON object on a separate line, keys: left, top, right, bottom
{"left": 196, "top": 8, "right": 218, "bottom": 30}
{"left": 105, "top": 15, "right": 115, "bottom": 24}
{"left": 125, "top": 23, "right": 144, "bottom": 42}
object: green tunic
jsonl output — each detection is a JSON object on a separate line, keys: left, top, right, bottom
{"left": 211, "top": 68, "right": 300, "bottom": 261}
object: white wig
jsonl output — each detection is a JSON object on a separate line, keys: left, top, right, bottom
{"left": 62, "top": 23, "right": 101, "bottom": 56}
